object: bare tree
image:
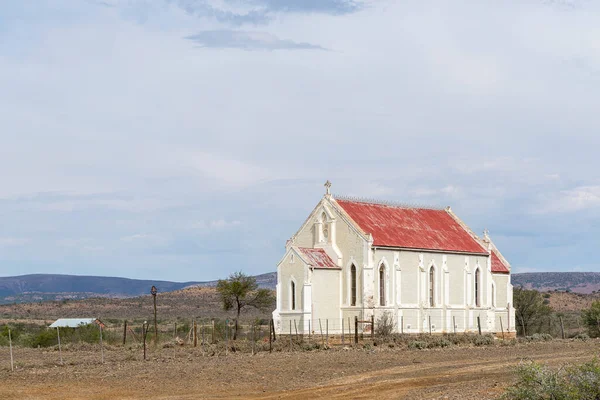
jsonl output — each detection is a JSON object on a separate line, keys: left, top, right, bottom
{"left": 216, "top": 271, "right": 275, "bottom": 340}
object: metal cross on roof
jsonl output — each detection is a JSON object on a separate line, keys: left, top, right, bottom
{"left": 324, "top": 180, "right": 332, "bottom": 195}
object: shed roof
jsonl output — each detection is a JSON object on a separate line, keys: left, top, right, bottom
{"left": 297, "top": 247, "right": 339, "bottom": 269}
{"left": 335, "top": 198, "right": 488, "bottom": 255}
{"left": 49, "top": 318, "right": 99, "bottom": 328}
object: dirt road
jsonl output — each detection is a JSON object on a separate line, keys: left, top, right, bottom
{"left": 1, "top": 340, "right": 599, "bottom": 399}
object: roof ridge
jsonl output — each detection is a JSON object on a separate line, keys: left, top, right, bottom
{"left": 333, "top": 194, "right": 444, "bottom": 210}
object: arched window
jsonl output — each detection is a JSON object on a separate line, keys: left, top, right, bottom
{"left": 350, "top": 265, "right": 357, "bottom": 306}
{"left": 429, "top": 266, "right": 435, "bottom": 307}
{"left": 321, "top": 212, "right": 329, "bottom": 240}
{"left": 291, "top": 281, "right": 296, "bottom": 310}
{"left": 475, "top": 268, "right": 481, "bottom": 307}
{"left": 379, "top": 265, "right": 385, "bottom": 306}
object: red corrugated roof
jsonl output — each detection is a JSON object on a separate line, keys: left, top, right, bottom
{"left": 298, "top": 247, "right": 339, "bottom": 269}
{"left": 491, "top": 251, "right": 510, "bottom": 274}
{"left": 335, "top": 199, "right": 488, "bottom": 254}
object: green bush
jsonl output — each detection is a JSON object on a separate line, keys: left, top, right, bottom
{"left": 474, "top": 334, "right": 494, "bottom": 346}
{"left": 408, "top": 340, "right": 427, "bottom": 350}
{"left": 574, "top": 333, "right": 590, "bottom": 341}
{"left": 503, "top": 359, "right": 600, "bottom": 399}
{"left": 525, "top": 333, "right": 553, "bottom": 342}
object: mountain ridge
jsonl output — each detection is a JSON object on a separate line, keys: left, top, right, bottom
{"left": 1, "top": 271, "right": 599, "bottom": 304}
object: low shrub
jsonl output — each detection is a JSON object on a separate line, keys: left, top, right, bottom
{"left": 525, "top": 333, "right": 553, "bottom": 342}
{"left": 408, "top": 340, "right": 428, "bottom": 350}
{"left": 503, "top": 359, "right": 600, "bottom": 399}
{"left": 474, "top": 335, "right": 495, "bottom": 346}
{"left": 574, "top": 333, "right": 590, "bottom": 341}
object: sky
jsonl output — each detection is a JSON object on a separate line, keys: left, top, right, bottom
{"left": 1, "top": 0, "right": 600, "bottom": 281}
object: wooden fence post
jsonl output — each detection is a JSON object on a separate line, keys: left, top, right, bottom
{"left": 212, "top": 319, "right": 215, "bottom": 344}
{"left": 429, "top": 316, "right": 432, "bottom": 335}
{"left": 123, "top": 320, "right": 127, "bottom": 345}
{"left": 9, "top": 329, "right": 14, "bottom": 372}
{"left": 348, "top": 317, "right": 351, "bottom": 341}
{"left": 354, "top": 316, "right": 358, "bottom": 344}
{"left": 57, "top": 327, "right": 63, "bottom": 365}
{"left": 143, "top": 323, "right": 147, "bottom": 361}
{"left": 294, "top": 319, "right": 299, "bottom": 342}
{"left": 477, "top": 316, "right": 482, "bottom": 335}
{"left": 371, "top": 315, "right": 375, "bottom": 341}
{"left": 308, "top": 320, "right": 311, "bottom": 340}
{"left": 342, "top": 318, "right": 345, "bottom": 345}
{"left": 401, "top": 316, "right": 404, "bottom": 335}
{"left": 560, "top": 316, "right": 565, "bottom": 339}
{"left": 226, "top": 319, "right": 229, "bottom": 356}
{"left": 319, "top": 319, "right": 324, "bottom": 347}
{"left": 289, "top": 320, "right": 292, "bottom": 351}
{"left": 453, "top": 316, "right": 456, "bottom": 334}
{"left": 271, "top": 318, "right": 276, "bottom": 341}
{"left": 99, "top": 325, "right": 104, "bottom": 364}
{"left": 500, "top": 317, "right": 505, "bottom": 340}
{"left": 202, "top": 324, "right": 205, "bottom": 345}
{"left": 326, "top": 319, "right": 329, "bottom": 347}
{"left": 174, "top": 322, "right": 176, "bottom": 339}
{"left": 251, "top": 324, "right": 255, "bottom": 356}
{"left": 194, "top": 320, "right": 198, "bottom": 347}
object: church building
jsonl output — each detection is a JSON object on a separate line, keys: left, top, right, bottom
{"left": 272, "top": 182, "right": 515, "bottom": 335}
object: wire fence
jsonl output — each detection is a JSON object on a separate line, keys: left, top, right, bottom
{"left": 0, "top": 312, "right": 592, "bottom": 370}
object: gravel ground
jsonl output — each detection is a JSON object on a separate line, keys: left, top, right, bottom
{"left": 1, "top": 340, "right": 599, "bottom": 399}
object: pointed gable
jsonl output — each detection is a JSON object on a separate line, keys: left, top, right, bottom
{"left": 334, "top": 198, "right": 488, "bottom": 254}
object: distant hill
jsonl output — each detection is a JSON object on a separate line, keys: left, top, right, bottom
{"left": 0, "top": 272, "right": 277, "bottom": 304}
{"left": 513, "top": 272, "right": 600, "bottom": 294}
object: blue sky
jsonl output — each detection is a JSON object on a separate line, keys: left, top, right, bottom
{"left": 1, "top": 0, "right": 600, "bottom": 281}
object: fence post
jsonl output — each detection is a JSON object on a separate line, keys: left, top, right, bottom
{"left": 226, "top": 319, "right": 229, "bottom": 356}
{"left": 477, "top": 316, "right": 482, "bottom": 335}
{"left": 348, "top": 317, "right": 351, "bottom": 341}
{"left": 500, "top": 317, "right": 505, "bottom": 340}
{"left": 289, "top": 320, "right": 292, "bottom": 352}
{"left": 194, "top": 320, "right": 198, "bottom": 347}
{"left": 371, "top": 314, "right": 375, "bottom": 341}
{"left": 212, "top": 319, "right": 215, "bottom": 344}
{"left": 99, "top": 324, "right": 104, "bottom": 364}
{"left": 57, "top": 327, "right": 63, "bottom": 365}
{"left": 308, "top": 320, "right": 311, "bottom": 340}
{"left": 429, "top": 316, "right": 432, "bottom": 335}
{"left": 271, "top": 318, "right": 276, "bottom": 341}
{"left": 123, "top": 320, "right": 127, "bottom": 345}
{"left": 326, "top": 319, "right": 329, "bottom": 347}
{"left": 319, "top": 319, "right": 324, "bottom": 347}
{"left": 401, "top": 316, "right": 404, "bottom": 335}
{"left": 294, "top": 319, "right": 299, "bottom": 342}
{"left": 342, "top": 319, "right": 345, "bottom": 345}
{"left": 143, "top": 323, "right": 147, "bottom": 361}
{"left": 560, "top": 316, "right": 565, "bottom": 339}
{"left": 174, "top": 322, "right": 176, "bottom": 339}
{"left": 453, "top": 316, "right": 456, "bottom": 334}
{"left": 251, "top": 323, "right": 255, "bottom": 356}
{"left": 202, "top": 324, "right": 205, "bottom": 345}
{"left": 9, "top": 329, "right": 14, "bottom": 372}
{"left": 354, "top": 316, "right": 358, "bottom": 344}
{"left": 269, "top": 319, "right": 273, "bottom": 353}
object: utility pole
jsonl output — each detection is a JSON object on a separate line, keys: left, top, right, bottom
{"left": 151, "top": 286, "right": 158, "bottom": 344}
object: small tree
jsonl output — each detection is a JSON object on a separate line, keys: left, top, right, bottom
{"left": 216, "top": 271, "right": 275, "bottom": 340}
{"left": 514, "top": 287, "right": 552, "bottom": 337}
{"left": 582, "top": 300, "right": 600, "bottom": 338}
